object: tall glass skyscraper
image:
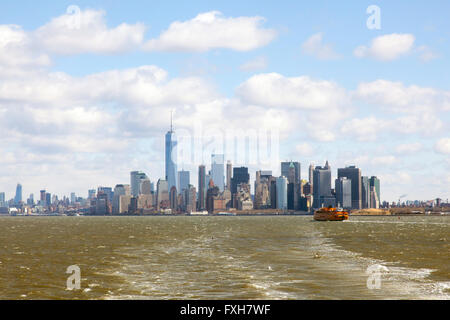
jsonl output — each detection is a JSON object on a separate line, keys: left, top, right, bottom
{"left": 211, "top": 154, "right": 225, "bottom": 192}
{"left": 14, "top": 183, "right": 22, "bottom": 204}
{"left": 165, "top": 115, "right": 178, "bottom": 193}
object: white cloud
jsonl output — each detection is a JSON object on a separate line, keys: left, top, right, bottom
{"left": 395, "top": 143, "right": 423, "bottom": 154}
{"left": 371, "top": 155, "right": 396, "bottom": 166}
{"left": 295, "top": 143, "right": 315, "bottom": 157}
{"left": 237, "top": 73, "right": 347, "bottom": 110}
{"left": 341, "top": 117, "right": 387, "bottom": 141}
{"left": 144, "top": 11, "right": 276, "bottom": 52}
{"left": 354, "top": 33, "right": 415, "bottom": 61}
{"left": 355, "top": 79, "right": 450, "bottom": 113}
{"left": 0, "top": 25, "right": 50, "bottom": 69}
{"left": 301, "top": 33, "right": 340, "bottom": 60}
{"left": 239, "top": 56, "right": 268, "bottom": 72}
{"left": 417, "top": 45, "right": 438, "bottom": 62}
{"left": 434, "top": 138, "right": 450, "bottom": 155}
{"left": 34, "top": 9, "right": 146, "bottom": 55}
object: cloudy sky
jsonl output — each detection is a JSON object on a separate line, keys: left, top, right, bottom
{"left": 0, "top": 0, "right": 449, "bottom": 202}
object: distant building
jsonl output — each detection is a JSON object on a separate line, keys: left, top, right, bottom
{"left": 361, "top": 176, "right": 370, "bottom": 209}
{"left": 369, "top": 176, "right": 381, "bottom": 208}
{"left": 281, "top": 162, "right": 301, "bottom": 184}
{"left": 14, "top": 183, "right": 22, "bottom": 204}
{"left": 276, "top": 176, "right": 288, "bottom": 210}
{"left": 157, "top": 179, "right": 169, "bottom": 210}
{"left": 335, "top": 177, "right": 352, "bottom": 209}
{"left": 140, "top": 178, "right": 152, "bottom": 195}
{"left": 313, "top": 161, "right": 334, "bottom": 208}
{"left": 226, "top": 161, "right": 232, "bottom": 191}
{"left": 165, "top": 114, "right": 178, "bottom": 193}
{"left": 130, "top": 171, "right": 147, "bottom": 197}
{"left": 113, "top": 184, "right": 130, "bottom": 214}
{"left": 231, "top": 167, "right": 250, "bottom": 194}
{"left": 211, "top": 154, "right": 225, "bottom": 192}
{"left": 178, "top": 170, "right": 190, "bottom": 194}
{"left": 198, "top": 165, "right": 206, "bottom": 211}
{"left": 337, "top": 166, "right": 362, "bottom": 209}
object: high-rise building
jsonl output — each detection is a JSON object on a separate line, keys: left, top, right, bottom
{"left": 88, "top": 189, "right": 96, "bottom": 200}
{"left": 313, "top": 161, "right": 334, "bottom": 208}
{"left": 276, "top": 176, "right": 288, "bottom": 210}
{"left": 211, "top": 154, "right": 225, "bottom": 191}
{"left": 40, "top": 190, "right": 46, "bottom": 206}
{"left": 130, "top": 171, "right": 147, "bottom": 197}
{"left": 70, "top": 192, "right": 76, "bottom": 204}
{"left": 98, "top": 187, "right": 113, "bottom": 205}
{"left": 309, "top": 164, "right": 315, "bottom": 186}
{"left": 281, "top": 162, "right": 301, "bottom": 184}
{"left": 231, "top": 167, "right": 250, "bottom": 194}
{"left": 113, "top": 184, "right": 130, "bottom": 214}
{"left": 156, "top": 179, "right": 169, "bottom": 210}
{"left": 45, "top": 193, "right": 51, "bottom": 207}
{"left": 335, "top": 177, "right": 352, "bottom": 209}
{"left": 169, "top": 186, "right": 178, "bottom": 212}
{"left": 140, "top": 178, "right": 152, "bottom": 195}
{"left": 0, "top": 192, "right": 5, "bottom": 207}
{"left": 370, "top": 185, "right": 380, "bottom": 209}
{"left": 226, "top": 161, "right": 232, "bottom": 191}
{"left": 14, "top": 183, "right": 22, "bottom": 204}
{"left": 369, "top": 176, "right": 381, "bottom": 208}
{"left": 337, "top": 166, "right": 362, "bottom": 209}
{"left": 178, "top": 170, "right": 190, "bottom": 193}
{"left": 361, "top": 176, "right": 370, "bottom": 209}
{"left": 165, "top": 114, "right": 178, "bottom": 192}
{"left": 198, "top": 165, "right": 206, "bottom": 211}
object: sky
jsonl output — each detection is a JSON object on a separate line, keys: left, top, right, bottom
{"left": 0, "top": 0, "right": 449, "bottom": 203}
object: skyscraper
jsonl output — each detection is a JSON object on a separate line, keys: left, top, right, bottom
{"left": 335, "top": 177, "right": 352, "bottom": 209}
{"left": 130, "top": 171, "right": 147, "bottom": 197}
{"left": 309, "top": 164, "right": 314, "bottom": 184}
{"left": 0, "top": 192, "right": 6, "bottom": 207}
{"left": 178, "top": 170, "right": 190, "bottom": 193}
{"left": 369, "top": 176, "right": 381, "bottom": 208}
{"left": 226, "top": 161, "right": 232, "bottom": 191}
{"left": 281, "top": 162, "right": 301, "bottom": 184}
{"left": 337, "top": 166, "right": 362, "bottom": 209}
{"left": 361, "top": 176, "right": 370, "bottom": 209}
{"left": 198, "top": 165, "right": 206, "bottom": 211}
{"left": 276, "top": 176, "right": 288, "bottom": 210}
{"left": 211, "top": 154, "right": 225, "bottom": 191}
{"left": 165, "top": 113, "right": 178, "bottom": 193}
{"left": 231, "top": 167, "right": 250, "bottom": 194}
{"left": 14, "top": 183, "right": 22, "bottom": 204}
{"left": 313, "top": 161, "right": 334, "bottom": 208}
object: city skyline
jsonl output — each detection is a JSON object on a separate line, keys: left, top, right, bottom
{"left": 0, "top": 1, "right": 449, "bottom": 202}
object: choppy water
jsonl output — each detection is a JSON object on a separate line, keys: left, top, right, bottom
{"left": 0, "top": 215, "right": 448, "bottom": 300}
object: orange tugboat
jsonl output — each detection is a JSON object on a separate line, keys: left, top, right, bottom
{"left": 314, "top": 207, "right": 349, "bottom": 221}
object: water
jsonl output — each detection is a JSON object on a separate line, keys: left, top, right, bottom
{"left": 0, "top": 215, "right": 448, "bottom": 300}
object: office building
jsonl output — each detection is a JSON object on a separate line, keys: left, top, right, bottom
{"left": 276, "top": 176, "right": 288, "bottom": 210}
{"left": 14, "top": 183, "right": 22, "bottom": 204}
{"left": 178, "top": 170, "right": 190, "bottom": 193}
{"left": 335, "top": 177, "right": 352, "bottom": 209}
{"left": 165, "top": 114, "right": 178, "bottom": 192}
{"left": 211, "top": 154, "right": 225, "bottom": 191}
{"left": 281, "top": 161, "right": 301, "bottom": 184}
{"left": 313, "top": 161, "right": 334, "bottom": 208}
{"left": 337, "top": 166, "right": 362, "bottom": 209}
{"left": 198, "top": 165, "right": 206, "bottom": 211}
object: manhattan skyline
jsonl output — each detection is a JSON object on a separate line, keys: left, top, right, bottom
{"left": 0, "top": 1, "right": 449, "bottom": 203}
